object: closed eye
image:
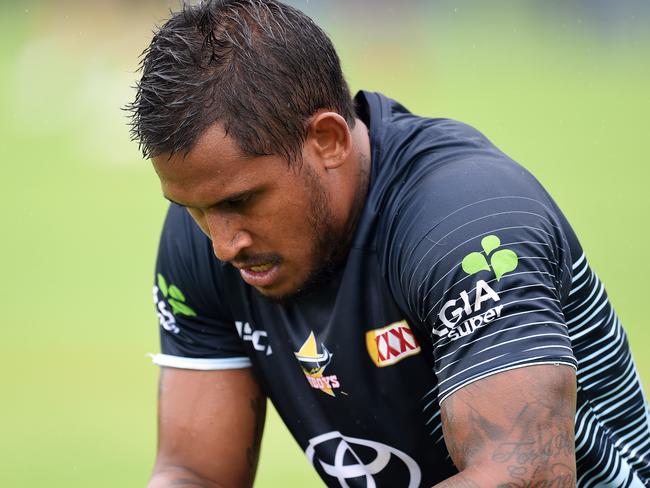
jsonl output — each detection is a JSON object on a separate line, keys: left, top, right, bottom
{"left": 220, "top": 192, "right": 253, "bottom": 210}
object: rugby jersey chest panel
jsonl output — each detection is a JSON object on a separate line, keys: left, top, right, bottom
{"left": 226, "top": 247, "right": 455, "bottom": 486}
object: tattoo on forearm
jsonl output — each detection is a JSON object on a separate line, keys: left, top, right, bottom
{"left": 492, "top": 432, "right": 574, "bottom": 465}
{"left": 439, "top": 366, "right": 577, "bottom": 487}
{"left": 491, "top": 430, "right": 575, "bottom": 488}
{"left": 496, "top": 463, "right": 575, "bottom": 488}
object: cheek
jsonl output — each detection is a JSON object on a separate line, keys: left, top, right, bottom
{"left": 185, "top": 208, "right": 210, "bottom": 238}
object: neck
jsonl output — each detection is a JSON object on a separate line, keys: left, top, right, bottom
{"left": 339, "top": 118, "right": 372, "bottom": 247}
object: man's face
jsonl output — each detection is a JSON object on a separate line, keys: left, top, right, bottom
{"left": 152, "top": 123, "right": 348, "bottom": 301}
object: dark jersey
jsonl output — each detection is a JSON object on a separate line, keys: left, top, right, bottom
{"left": 151, "top": 91, "right": 650, "bottom": 487}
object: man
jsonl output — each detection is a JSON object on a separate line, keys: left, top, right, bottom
{"left": 128, "top": 1, "right": 650, "bottom": 486}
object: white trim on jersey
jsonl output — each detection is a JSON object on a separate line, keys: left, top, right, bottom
{"left": 149, "top": 353, "right": 252, "bottom": 370}
{"left": 438, "top": 359, "right": 578, "bottom": 404}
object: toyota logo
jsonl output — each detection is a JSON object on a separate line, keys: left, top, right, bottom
{"left": 305, "top": 431, "right": 421, "bottom": 487}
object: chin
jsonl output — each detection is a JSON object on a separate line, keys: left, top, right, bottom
{"left": 253, "top": 278, "right": 303, "bottom": 302}
{"left": 254, "top": 273, "right": 321, "bottom": 303}
{"left": 259, "top": 265, "right": 341, "bottom": 304}
{"left": 255, "top": 288, "right": 302, "bottom": 304}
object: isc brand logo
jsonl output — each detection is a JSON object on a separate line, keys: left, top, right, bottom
{"left": 235, "top": 321, "right": 273, "bottom": 356}
{"left": 366, "top": 320, "right": 421, "bottom": 367}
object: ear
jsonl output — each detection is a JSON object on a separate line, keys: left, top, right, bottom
{"left": 304, "top": 112, "right": 352, "bottom": 170}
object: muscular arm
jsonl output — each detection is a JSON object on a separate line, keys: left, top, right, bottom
{"left": 435, "top": 364, "right": 576, "bottom": 488}
{"left": 148, "top": 367, "right": 266, "bottom": 488}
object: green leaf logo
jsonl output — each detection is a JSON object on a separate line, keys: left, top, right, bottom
{"left": 481, "top": 235, "right": 501, "bottom": 256}
{"left": 491, "top": 249, "right": 518, "bottom": 281}
{"left": 168, "top": 299, "right": 197, "bottom": 317}
{"left": 461, "top": 252, "right": 491, "bottom": 275}
{"left": 157, "top": 273, "right": 168, "bottom": 297}
{"left": 168, "top": 285, "right": 186, "bottom": 301}
{"left": 461, "top": 235, "right": 519, "bottom": 281}
{"left": 156, "top": 274, "right": 197, "bottom": 317}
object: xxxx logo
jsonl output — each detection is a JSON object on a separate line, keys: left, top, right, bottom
{"left": 366, "top": 320, "right": 421, "bottom": 367}
{"left": 153, "top": 273, "right": 197, "bottom": 335}
{"left": 461, "top": 235, "right": 519, "bottom": 281}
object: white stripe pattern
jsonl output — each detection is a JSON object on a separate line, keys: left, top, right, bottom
{"left": 412, "top": 195, "right": 649, "bottom": 485}
{"left": 567, "top": 255, "right": 650, "bottom": 487}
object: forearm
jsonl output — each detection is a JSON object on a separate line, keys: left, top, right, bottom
{"left": 151, "top": 368, "right": 265, "bottom": 488}
{"left": 435, "top": 427, "right": 576, "bottom": 487}
{"left": 433, "top": 462, "right": 575, "bottom": 488}
{"left": 438, "top": 365, "right": 577, "bottom": 488}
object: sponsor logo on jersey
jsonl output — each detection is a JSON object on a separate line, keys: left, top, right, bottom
{"left": 153, "top": 273, "right": 197, "bottom": 335}
{"left": 305, "top": 431, "right": 421, "bottom": 488}
{"left": 294, "top": 332, "right": 340, "bottom": 396}
{"left": 235, "top": 321, "right": 272, "bottom": 356}
{"left": 366, "top": 320, "right": 421, "bottom": 367}
{"left": 461, "top": 234, "right": 518, "bottom": 282}
{"left": 433, "top": 235, "right": 519, "bottom": 341}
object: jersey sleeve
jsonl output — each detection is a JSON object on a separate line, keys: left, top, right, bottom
{"left": 150, "top": 204, "right": 251, "bottom": 370}
{"left": 386, "top": 155, "right": 577, "bottom": 403}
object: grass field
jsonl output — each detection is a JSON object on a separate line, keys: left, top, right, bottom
{"left": 1, "top": 2, "right": 648, "bottom": 486}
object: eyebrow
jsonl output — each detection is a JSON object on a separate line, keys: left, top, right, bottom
{"left": 163, "top": 189, "right": 254, "bottom": 209}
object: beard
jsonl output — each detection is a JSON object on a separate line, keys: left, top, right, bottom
{"left": 289, "top": 170, "right": 345, "bottom": 298}
{"left": 229, "top": 169, "right": 344, "bottom": 304}
{"left": 267, "top": 156, "right": 370, "bottom": 304}
{"left": 268, "top": 165, "right": 344, "bottom": 303}
{"left": 269, "top": 157, "right": 370, "bottom": 303}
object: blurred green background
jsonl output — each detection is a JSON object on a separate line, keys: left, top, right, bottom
{"left": 1, "top": 0, "right": 648, "bottom": 486}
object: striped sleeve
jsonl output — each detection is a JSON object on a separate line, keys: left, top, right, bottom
{"left": 568, "top": 255, "right": 650, "bottom": 486}
{"left": 387, "top": 158, "right": 577, "bottom": 403}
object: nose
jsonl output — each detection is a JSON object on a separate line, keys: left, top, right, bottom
{"left": 204, "top": 210, "right": 253, "bottom": 262}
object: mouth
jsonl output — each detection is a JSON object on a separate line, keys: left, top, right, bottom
{"left": 237, "top": 260, "right": 281, "bottom": 289}
{"left": 248, "top": 263, "right": 274, "bottom": 273}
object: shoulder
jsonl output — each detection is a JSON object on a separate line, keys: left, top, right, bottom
{"left": 360, "top": 90, "right": 494, "bottom": 161}
{"left": 157, "top": 204, "right": 232, "bottom": 306}
{"left": 358, "top": 92, "right": 572, "bottom": 272}
{"left": 364, "top": 93, "right": 542, "bottom": 228}
{"left": 153, "top": 205, "right": 250, "bottom": 367}
{"left": 159, "top": 203, "right": 222, "bottom": 269}
{"left": 375, "top": 120, "right": 560, "bottom": 256}
{"left": 160, "top": 203, "right": 208, "bottom": 254}
{"left": 372, "top": 122, "right": 575, "bottom": 313}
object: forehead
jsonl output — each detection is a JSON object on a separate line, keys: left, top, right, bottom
{"left": 153, "top": 123, "right": 241, "bottom": 185}
{"left": 152, "top": 123, "right": 278, "bottom": 207}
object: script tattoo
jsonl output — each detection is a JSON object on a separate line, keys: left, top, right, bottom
{"left": 496, "top": 463, "right": 575, "bottom": 488}
{"left": 492, "top": 432, "right": 574, "bottom": 465}
{"left": 492, "top": 430, "right": 575, "bottom": 488}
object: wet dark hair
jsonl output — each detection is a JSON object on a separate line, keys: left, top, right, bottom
{"left": 127, "top": 0, "right": 355, "bottom": 164}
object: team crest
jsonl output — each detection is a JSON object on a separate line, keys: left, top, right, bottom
{"left": 294, "top": 331, "right": 340, "bottom": 396}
